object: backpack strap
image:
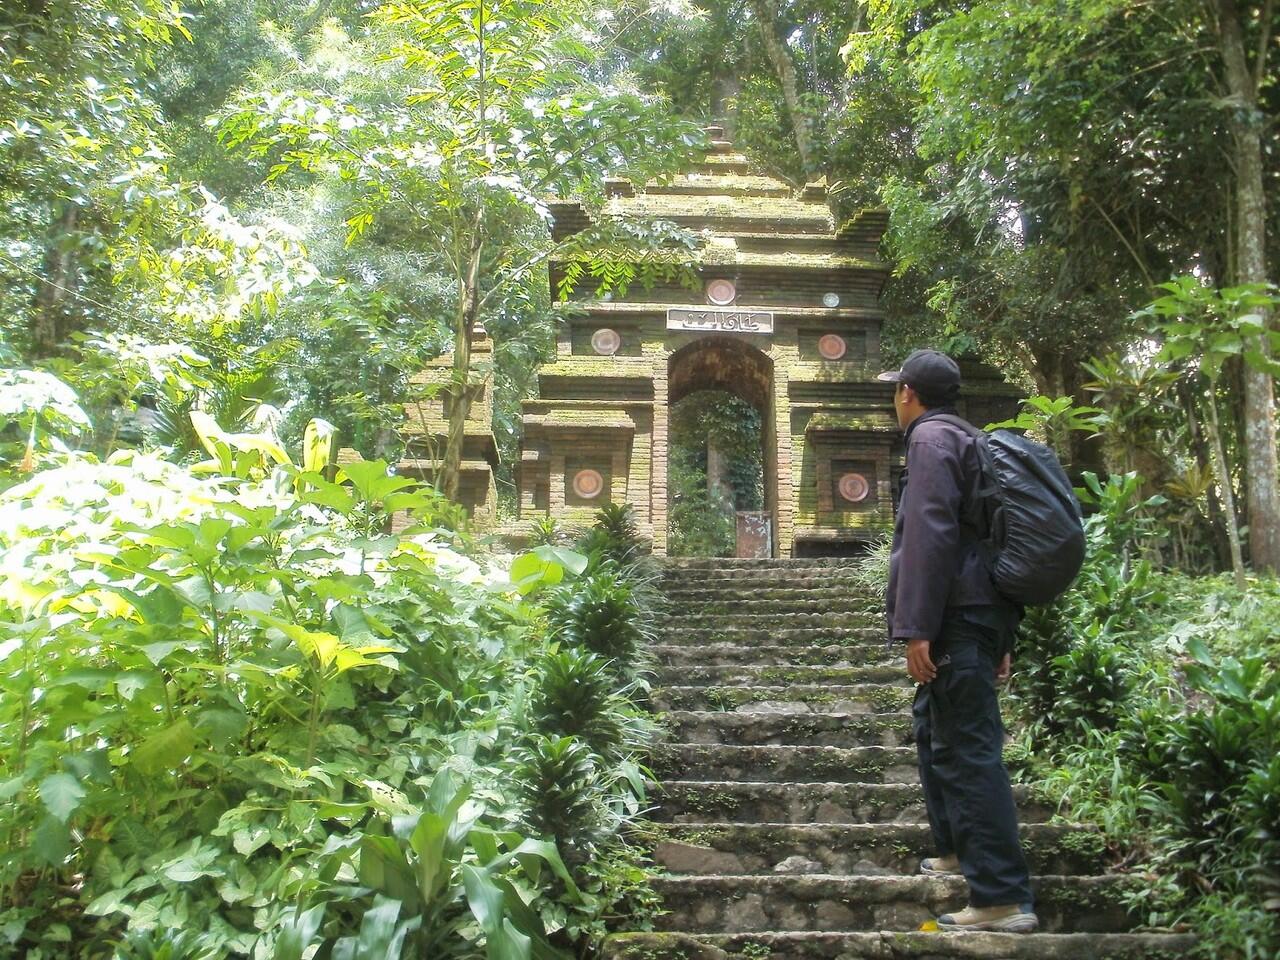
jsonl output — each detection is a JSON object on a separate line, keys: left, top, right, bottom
{"left": 917, "top": 414, "right": 1001, "bottom": 540}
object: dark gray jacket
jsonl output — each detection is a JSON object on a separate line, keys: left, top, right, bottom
{"left": 886, "top": 408, "right": 1005, "bottom": 642}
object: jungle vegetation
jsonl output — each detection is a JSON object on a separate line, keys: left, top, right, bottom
{"left": 1, "top": 0, "right": 1279, "bottom": 956}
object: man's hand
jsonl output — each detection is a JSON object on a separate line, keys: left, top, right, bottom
{"left": 995, "top": 653, "right": 1012, "bottom": 684}
{"left": 906, "top": 637, "right": 936, "bottom": 684}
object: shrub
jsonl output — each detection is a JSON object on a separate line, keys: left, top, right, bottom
{"left": 544, "top": 569, "right": 649, "bottom": 673}
{"left": 529, "top": 647, "right": 648, "bottom": 760}
{"left": 513, "top": 735, "right": 608, "bottom": 859}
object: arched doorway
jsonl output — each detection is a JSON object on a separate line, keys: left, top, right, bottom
{"left": 666, "top": 337, "right": 777, "bottom": 557}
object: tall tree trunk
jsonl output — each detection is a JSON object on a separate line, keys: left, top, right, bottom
{"left": 30, "top": 205, "right": 79, "bottom": 358}
{"left": 440, "top": 229, "right": 485, "bottom": 502}
{"left": 748, "top": 0, "right": 815, "bottom": 176}
{"left": 1217, "top": 0, "right": 1280, "bottom": 572}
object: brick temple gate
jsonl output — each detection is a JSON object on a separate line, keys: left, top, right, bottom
{"left": 401, "top": 126, "right": 1020, "bottom": 555}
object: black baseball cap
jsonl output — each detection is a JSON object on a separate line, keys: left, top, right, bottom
{"left": 877, "top": 349, "right": 961, "bottom": 401}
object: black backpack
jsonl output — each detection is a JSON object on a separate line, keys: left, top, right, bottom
{"left": 933, "top": 415, "right": 1085, "bottom": 606}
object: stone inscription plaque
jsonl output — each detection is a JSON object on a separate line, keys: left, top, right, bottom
{"left": 667, "top": 307, "right": 774, "bottom": 334}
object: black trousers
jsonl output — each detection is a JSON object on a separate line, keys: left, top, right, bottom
{"left": 911, "top": 609, "right": 1034, "bottom": 908}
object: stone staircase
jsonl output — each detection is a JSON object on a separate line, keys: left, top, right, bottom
{"left": 603, "top": 558, "right": 1193, "bottom": 960}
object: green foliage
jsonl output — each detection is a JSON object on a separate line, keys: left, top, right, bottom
{"left": 529, "top": 648, "right": 647, "bottom": 761}
{"left": 987, "top": 395, "right": 1102, "bottom": 464}
{"left": 544, "top": 571, "right": 648, "bottom": 674}
{"left": 513, "top": 736, "right": 608, "bottom": 858}
{"left": 1012, "top": 469, "right": 1280, "bottom": 956}
{"left": 0, "top": 388, "right": 660, "bottom": 956}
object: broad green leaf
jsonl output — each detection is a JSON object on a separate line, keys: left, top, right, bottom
{"left": 140, "top": 641, "right": 185, "bottom": 665}
{"left": 132, "top": 719, "right": 197, "bottom": 775}
{"left": 532, "top": 544, "right": 588, "bottom": 576}
{"left": 30, "top": 815, "right": 71, "bottom": 866}
{"left": 302, "top": 418, "right": 336, "bottom": 474}
{"left": 39, "top": 773, "right": 85, "bottom": 823}
{"left": 358, "top": 834, "right": 418, "bottom": 904}
{"left": 463, "top": 863, "right": 505, "bottom": 933}
{"left": 272, "top": 903, "right": 326, "bottom": 960}
{"left": 510, "top": 551, "right": 563, "bottom": 595}
{"left": 233, "top": 825, "right": 270, "bottom": 856}
{"left": 114, "top": 671, "right": 151, "bottom": 701}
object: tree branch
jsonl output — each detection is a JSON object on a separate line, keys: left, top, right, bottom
{"left": 1255, "top": 0, "right": 1274, "bottom": 94}
{"left": 1088, "top": 196, "right": 1155, "bottom": 290}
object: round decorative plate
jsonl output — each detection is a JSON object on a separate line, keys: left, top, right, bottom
{"left": 822, "top": 292, "right": 841, "bottom": 308}
{"left": 706, "top": 279, "right": 737, "bottom": 305}
{"left": 838, "top": 472, "right": 870, "bottom": 503}
{"left": 818, "top": 334, "right": 848, "bottom": 360}
{"left": 591, "top": 328, "right": 621, "bottom": 356}
{"left": 572, "top": 469, "right": 605, "bottom": 499}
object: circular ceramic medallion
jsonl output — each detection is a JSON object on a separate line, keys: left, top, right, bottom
{"left": 822, "top": 292, "right": 841, "bottom": 308}
{"left": 838, "top": 472, "right": 870, "bottom": 503}
{"left": 706, "top": 279, "right": 737, "bottom": 305}
{"left": 572, "top": 469, "right": 605, "bottom": 499}
{"left": 818, "top": 334, "right": 848, "bottom": 360}
{"left": 591, "top": 328, "right": 621, "bottom": 356}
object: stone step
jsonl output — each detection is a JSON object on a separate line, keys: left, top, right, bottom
{"left": 644, "top": 176, "right": 793, "bottom": 199}
{"left": 662, "top": 585, "right": 883, "bottom": 604}
{"left": 649, "top": 823, "right": 1104, "bottom": 877}
{"left": 663, "top": 596, "right": 881, "bottom": 615}
{"left": 660, "top": 711, "right": 912, "bottom": 748}
{"left": 658, "top": 626, "right": 886, "bottom": 647}
{"left": 651, "top": 684, "right": 913, "bottom": 714}
{"left": 651, "top": 744, "right": 919, "bottom": 784}
{"left": 651, "top": 643, "right": 897, "bottom": 667}
{"left": 664, "top": 559, "right": 866, "bottom": 571}
{"left": 661, "top": 574, "right": 876, "bottom": 592}
{"left": 602, "top": 931, "right": 1196, "bottom": 960}
{"left": 654, "top": 664, "right": 907, "bottom": 689}
{"left": 651, "top": 874, "right": 1141, "bottom": 934}
{"left": 651, "top": 781, "right": 1052, "bottom": 825}
{"left": 659, "top": 612, "right": 884, "bottom": 630}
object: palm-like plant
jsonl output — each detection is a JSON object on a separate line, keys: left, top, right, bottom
{"left": 529, "top": 648, "right": 645, "bottom": 761}
{"left": 513, "top": 734, "right": 605, "bottom": 858}
{"left": 544, "top": 572, "right": 648, "bottom": 671}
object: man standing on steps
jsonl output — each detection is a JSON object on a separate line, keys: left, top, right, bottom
{"left": 878, "top": 349, "right": 1039, "bottom": 933}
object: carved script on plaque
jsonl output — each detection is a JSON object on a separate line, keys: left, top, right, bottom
{"left": 667, "top": 307, "right": 775, "bottom": 334}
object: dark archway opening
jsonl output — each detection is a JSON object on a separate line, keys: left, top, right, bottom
{"left": 667, "top": 337, "right": 775, "bottom": 557}
{"left": 669, "top": 391, "right": 765, "bottom": 557}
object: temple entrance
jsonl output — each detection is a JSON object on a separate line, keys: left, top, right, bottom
{"left": 666, "top": 337, "right": 777, "bottom": 558}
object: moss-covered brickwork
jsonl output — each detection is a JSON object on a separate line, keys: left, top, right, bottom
{"left": 409, "top": 127, "right": 1021, "bottom": 551}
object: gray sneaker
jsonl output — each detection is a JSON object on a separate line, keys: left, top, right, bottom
{"left": 936, "top": 903, "right": 1039, "bottom": 933}
{"left": 919, "top": 854, "right": 961, "bottom": 876}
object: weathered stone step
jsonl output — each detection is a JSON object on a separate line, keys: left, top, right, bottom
{"left": 644, "top": 176, "right": 792, "bottom": 199}
{"left": 651, "top": 874, "right": 1140, "bottom": 934}
{"left": 662, "top": 586, "right": 882, "bottom": 604}
{"left": 651, "top": 643, "right": 896, "bottom": 667}
{"left": 658, "top": 626, "right": 886, "bottom": 647}
{"left": 660, "top": 711, "right": 912, "bottom": 748}
{"left": 661, "top": 574, "right": 876, "bottom": 592}
{"left": 651, "top": 684, "right": 913, "bottom": 713}
{"left": 660, "top": 612, "right": 883, "bottom": 630}
{"left": 654, "top": 664, "right": 906, "bottom": 688}
{"left": 651, "top": 744, "right": 918, "bottom": 783}
{"left": 663, "top": 602, "right": 882, "bottom": 621}
{"left": 664, "top": 559, "right": 865, "bottom": 572}
{"left": 602, "top": 930, "right": 1197, "bottom": 960}
{"left": 651, "top": 781, "right": 1052, "bottom": 825}
{"left": 650, "top": 823, "right": 1103, "bottom": 877}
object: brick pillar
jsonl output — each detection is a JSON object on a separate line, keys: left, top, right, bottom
{"left": 773, "top": 372, "right": 794, "bottom": 558}
{"left": 610, "top": 448, "right": 627, "bottom": 503}
{"left": 651, "top": 367, "right": 669, "bottom": 555}
{"left": 550, "top": 455, "right": 566, "bottom": 513}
